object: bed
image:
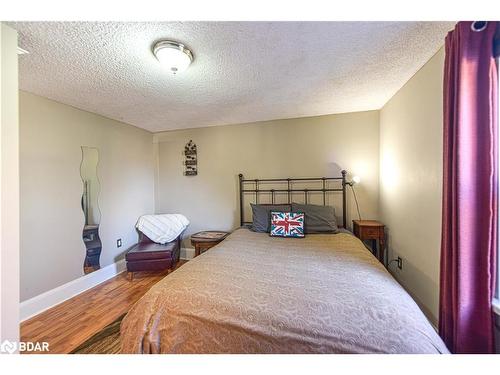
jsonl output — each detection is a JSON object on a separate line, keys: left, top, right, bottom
{"left": 120, "top": 172, "right": 449, "bottom": 354}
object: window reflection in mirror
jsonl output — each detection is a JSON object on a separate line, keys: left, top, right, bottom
{"left": 80, "top": 146, "right": 102, "bottom": 274}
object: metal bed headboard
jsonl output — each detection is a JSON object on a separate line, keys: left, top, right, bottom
{"left": 239, "top": 170, "right": 348, "bottom": 228}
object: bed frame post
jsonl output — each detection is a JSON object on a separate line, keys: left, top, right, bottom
{"left": 239, "top": 174, "right": 244, "bottom": 227}
{"left": 341, "top": 170, "right": 347, "bottom": 229}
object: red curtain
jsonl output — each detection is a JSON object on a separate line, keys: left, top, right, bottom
{"left": 440, "top": 21, "right": 499, "bottom": 353}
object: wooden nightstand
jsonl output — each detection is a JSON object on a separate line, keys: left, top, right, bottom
{"left": 191, "top": 231, "right": 230, "bottom": 257}
{"left": 352, "top": 220, "right": 386, "bottom": 265}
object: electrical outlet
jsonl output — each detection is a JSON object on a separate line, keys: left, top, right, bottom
{"left": 397, "top": 256, "right": 403, "bottom": 270}
{"left": 117, "top": 239, "right": 122, "bottom": 248}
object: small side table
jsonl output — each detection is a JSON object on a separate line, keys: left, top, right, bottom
{"left": 352, "top": 220, "right": 386, "bottom": 265}
{"left": 191, "top": 231, "right": 230, "bottom": 257}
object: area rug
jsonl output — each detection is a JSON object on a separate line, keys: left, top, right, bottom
{"left": 71, "top": 314, "right": 125, "bottom": 354}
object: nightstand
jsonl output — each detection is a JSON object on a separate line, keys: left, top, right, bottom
{"left": 190, "top": 231, "right": 230, "bottom": 257}
{"left": 352, "top": 220, "right": 386, "bottom": 265}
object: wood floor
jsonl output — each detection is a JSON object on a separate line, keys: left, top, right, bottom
{"left": 20, "top": 261, "right": 186, "bottom": 354}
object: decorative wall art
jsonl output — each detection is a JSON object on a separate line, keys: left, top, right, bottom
{"left": 184, "top": 140, "right": 197, "bottom": 176}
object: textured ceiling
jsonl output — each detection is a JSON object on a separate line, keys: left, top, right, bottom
{"left": 9, "top": 21, "right": 454, "bottom": 132}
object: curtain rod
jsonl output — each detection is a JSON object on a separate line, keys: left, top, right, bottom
{"left": 494, "top": 22, "right": 500, "bottom": 58}
{"left": 470, "top": 21, "right": 500, "bottom": 58}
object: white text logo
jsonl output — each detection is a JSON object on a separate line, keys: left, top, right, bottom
{"left": 0, "top": 340, "right": 49, "bottom": 354}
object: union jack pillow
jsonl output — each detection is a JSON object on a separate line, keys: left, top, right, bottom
{"left": 270, "top": 212, "right": 305, "bottom": 238}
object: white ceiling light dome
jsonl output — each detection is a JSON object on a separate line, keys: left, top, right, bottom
{"left": 153, "top": 40, "right": 194, "bottom": 74}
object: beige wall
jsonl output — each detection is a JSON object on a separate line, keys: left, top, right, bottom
{"left": 379, "top": 48, "right": 445, "bottom": 324}
{"left": 154, "top": 111, "right": 380, "bottom": 246}
{"left": 20, "top": 91, "right": 155, "bottom": 301}
{"left": 0, "top": 23, "right": 20, "bottom": 344}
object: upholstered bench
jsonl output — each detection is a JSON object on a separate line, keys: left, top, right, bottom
{"left": 125, "top": 231, "right": 181, "bottom": 280}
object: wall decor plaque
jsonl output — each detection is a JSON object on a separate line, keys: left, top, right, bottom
{"left": 184, "top": 140, "right": 197, "bottom": 176}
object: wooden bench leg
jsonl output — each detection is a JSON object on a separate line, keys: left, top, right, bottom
{"left": 127, "top": 271, "right": 133, "bottom": 281}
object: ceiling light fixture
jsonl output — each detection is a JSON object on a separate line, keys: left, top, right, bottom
{"left": 152, "top": 40, "right": 193, "bottom": 74}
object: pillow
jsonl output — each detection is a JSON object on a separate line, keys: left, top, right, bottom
{"left": 250, "top": 203, "right": 291, "bottom": 232}
{"left": 291, "top": 203, "right": 338, "bottom": 234}
{"left": 270, "top": 212, "right": 305, "bottom": 238}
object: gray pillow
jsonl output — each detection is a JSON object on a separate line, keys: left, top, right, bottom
{"left": 291, "top": 203, "right": 338, "bottom": 234}
{"left": 250, "top": 203, "right": 291, "bottom": 233}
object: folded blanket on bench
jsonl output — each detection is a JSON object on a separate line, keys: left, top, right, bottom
{"left": 136, "top": 214, "right": 189, "bottom": 244}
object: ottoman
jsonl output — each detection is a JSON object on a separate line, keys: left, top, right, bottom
{"left": 125, "top": 231, "right": 181, "bottom": 280}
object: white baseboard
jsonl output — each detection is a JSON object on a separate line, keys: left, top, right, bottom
{"left": 20, "top": 259, "right": 127, "bottom": 322}
{"left": 180, "top": 247, "right": 195, "bottom": 260}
